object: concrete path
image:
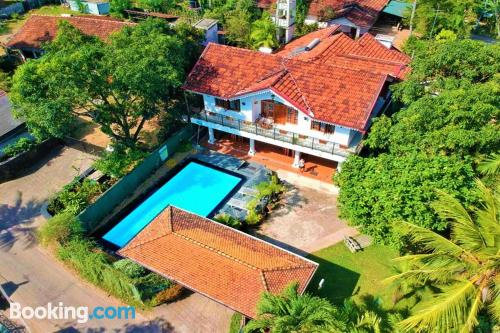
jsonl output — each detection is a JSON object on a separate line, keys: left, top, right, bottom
{"left": 256, "top": 183, "right": 358, "bottom": 254}
{"left": 0, "top": 144, "right": 232, "bottom": 332}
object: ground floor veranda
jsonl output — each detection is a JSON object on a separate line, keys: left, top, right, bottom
{"left": 200, "top": 130, "right": 338, "bottom": 183}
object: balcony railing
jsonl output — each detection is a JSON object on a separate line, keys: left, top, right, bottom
{"left": 191, "top": 110, "right": 359, "bottom": 157}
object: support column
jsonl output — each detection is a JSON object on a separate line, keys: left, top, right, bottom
{"left": 292, "top": 150, "right": 301, "bottom": 168}
{"left": 248, "top": 138, "right": 256, "bottom": 156}
{"left": 208, "top": 127, "right": 215, "bottom": 144}
{"left": 355, "top": 27, "right": 361, "bottom": 39}
{"left": 337, "top": 160, "right": 343, "bottom": 173}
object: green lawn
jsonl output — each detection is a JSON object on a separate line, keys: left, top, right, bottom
{"left": 307, "top": 242, "right": 399, "bottom": 309}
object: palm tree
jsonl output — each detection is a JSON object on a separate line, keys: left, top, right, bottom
{"left": 478, "top": 153, "right": 500, "bottom": 177}
{"left": 244, "top": 282, "right": 340, "bottom": 333}
{"left": 250, "top": 12, "right": 278, "bottom": 49}
{"left": 386, "top": 179, "right": 500, "bottom": 333}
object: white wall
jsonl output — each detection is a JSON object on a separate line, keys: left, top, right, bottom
{"left": 202, "top": 90, "right": 358, "bottom": 146}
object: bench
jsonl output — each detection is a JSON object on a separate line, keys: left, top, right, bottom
{"left": 344, "top": 236, "right": 362, "bottom": 253}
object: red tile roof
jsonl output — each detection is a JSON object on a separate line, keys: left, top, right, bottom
{"left": 6, "top": 15, "right": 133, "bottom": 49}
{"left": 184, "top": 27, "right": 410, "bottom": 131}
{"left": 118, "top": 206, "right": 318, "bottom": 318}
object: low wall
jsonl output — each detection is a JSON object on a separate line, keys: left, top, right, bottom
{"left": 0, "top": 138, "right": 63, "bottom": 183}
{"left": 78, "top": 126, "right": 194, "bottom": 232}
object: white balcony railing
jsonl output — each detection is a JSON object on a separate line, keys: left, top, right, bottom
{"left": 192, "top": 110, "right": 361, "bottom": 157}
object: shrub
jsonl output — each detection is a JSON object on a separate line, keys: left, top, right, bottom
{"left": 113, "top": 259, "right": 146, "bottom": 279}
{"left": 229, "top": 312, "right": 243, "bottom": 333}
{"left": 150, "top": 284, "right": 184, "bottom": 306}
{"left": 48, "top": 178, "right": 104, "bottom": 215}
{"left": 94, "top": 145, "right": 146, "bottom": 178}
{"left": 1, "top": 137, "right": 35, "bottom": 161}
{"left": 245, "top": 200, "right": 263, "bottom": 226}
{"left": 38, "top": 212, "right": 83, "bottom": 246}
{"left": 57, "top": 238, "right": 143, "bottom": 306}
{"left": 214, "top": 213, "right": 243, "bottom": 229}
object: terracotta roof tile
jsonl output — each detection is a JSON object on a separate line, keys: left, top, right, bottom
{"left": 184, "top": 27, "right": 410, "bottom": 130}
{"left": 6, "top": 15, "right": 133, "bottom": 49}
{"left": 119, "top": 206, "right": 318, "bottom": 318}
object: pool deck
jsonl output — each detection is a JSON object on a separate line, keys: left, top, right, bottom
{"left": 194, "top": 150, "right": 271, "bottom": 220}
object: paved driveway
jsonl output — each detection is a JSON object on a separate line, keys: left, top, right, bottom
{"left": 0, "top": 143, "right": 232, "bottom": 332}
{"left": 256, "top": 183, "right": 358, "bottom": 254}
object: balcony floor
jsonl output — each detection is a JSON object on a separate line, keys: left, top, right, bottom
{"left": 201, "top": 133, "right": 338, "bottom": 183}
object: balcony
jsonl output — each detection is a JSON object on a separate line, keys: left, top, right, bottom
{"left": 191, "top": 110, "right": 362, "bottom": 160}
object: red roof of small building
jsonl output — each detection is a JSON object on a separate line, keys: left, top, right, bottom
{"left": 184, "top": 27, "right": 410, "bottom": 131}
{"left": 6, "top": 15, "right": 133, "bottom": 49}
{"left": 118, "top": 206, "right": 318, "bottom": 318}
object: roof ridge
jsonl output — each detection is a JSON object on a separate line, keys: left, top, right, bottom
{"left": 279, "top": 60, "right": 314, "bottom": 117}
{"left": 259, "top": 271, "right": 270, "bottom": 292}
{"left": 29, "top": 14, "right": 134, "bottom": 25}
{"left": 261, "top": 263, "right": 316, "bottom": 273}
{"left": 171, "top": 230, "right": 261, "bottom": 271}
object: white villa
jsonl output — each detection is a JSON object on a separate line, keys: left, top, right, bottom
{"left": 183, "top": 26, "right": 410, "bottom": 170}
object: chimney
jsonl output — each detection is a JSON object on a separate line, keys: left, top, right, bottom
{"left": 374, "top": 34, "right": 395, "bottom": 49}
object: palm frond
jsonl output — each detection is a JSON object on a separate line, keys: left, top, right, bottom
{"left": 460, "top": 290, "right": 483, "bottom": 333}
{"left": 477, "top": 153, "right": 500, "bottom": 176}
{"left": 402, "top": 222, "right": 477, "bottom": 263}
{"left": 399, "top": 280, "right": 477, "bottom": 333}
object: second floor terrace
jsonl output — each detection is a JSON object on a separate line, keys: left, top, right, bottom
{"left": 190, "top": 109, "right": 363, "bottom": 161}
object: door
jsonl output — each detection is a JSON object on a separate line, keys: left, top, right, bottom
{"left": 273, "top": 104, "right": 287, "bottom": 125}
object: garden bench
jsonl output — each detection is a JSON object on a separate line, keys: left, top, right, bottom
{"left": 344, "top": 236, "right": 362, "bottom": 253}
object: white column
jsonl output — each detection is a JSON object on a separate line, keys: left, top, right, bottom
{"left": 355, "top": 27, "right": 361, "bottom": 39}
{"left": 292, "top": 150, "right": 301, "bottom": 168}
{"left": 248, "top": 139, "right": 256, "bottom": 156}
{"left": 208, "top": 127, "right": 215, "bottom": 144}
{"left": 337, "top": 160, "right": 343, "bottom": 172}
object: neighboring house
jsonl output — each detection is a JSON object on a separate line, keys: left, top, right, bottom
{"left": 0, "top": 91, "right": 32, "bottom": 157}
{"left": 68, "top": 0, "right": 110, "bottom": 15}
{"left": 191, "top": 19, "right": 219, "bottom": 45}
{"left": 125, "top": 10, "right": 220, "bottom": 45}
{"left": 183, "top": 25, "right": 410, "bottom": 169}
{"left": 119, "top": 206, "right": 318, "bottom": 319}
{"left": 5, "top": 15, "right": 133, "bottom": 59}
{"left": 259, "top": 0, "right": 391, "bottom": 38}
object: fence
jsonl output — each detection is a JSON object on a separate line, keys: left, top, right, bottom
{"left": 78, "top": 126, "right": 194, "bottom": 232}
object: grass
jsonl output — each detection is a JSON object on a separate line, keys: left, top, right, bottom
{"left": 307, "top": 242, "right": 399, "bottom": 309}
{"left": 29, "top": 5, "right": 80, "bottom": 16}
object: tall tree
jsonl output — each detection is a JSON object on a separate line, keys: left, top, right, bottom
{"left": 244, "top": 282, "right": 340, "bottom": 333}
{"left": 11, "top": 19, "right": 202, "bottom": 146}
{"left": 386, "top": 180, "right": 499, "bottom": 332}
{"left": 250, "top": 12, "right": 278, "bottom": 49}
{"left": 336, "top": 38, "right": 500, "bottom": 248}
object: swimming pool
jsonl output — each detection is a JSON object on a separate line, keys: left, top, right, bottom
{"left": 103, "top": 160, "right": 243, "bottom": 247}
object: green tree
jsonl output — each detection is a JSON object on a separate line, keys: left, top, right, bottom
{"left": 250, "top": 12, "right": 278, "bottom": 49}
{"left": 336, "top": 38, "right": 500, "bottom": 248}
{"left": 386, "top": 180, "right": 500, "bottom": 332}
{"left": 110, "top": 0, "right": 132, "bottom": 17}
{"left": 406, "top": 0, "right": 479, "bottom": 37}
{"left": 244, "top": 282, "right": 340, "bottom": 333}
{"left": 11, "top": 19, "right": 201, "bottom": 146}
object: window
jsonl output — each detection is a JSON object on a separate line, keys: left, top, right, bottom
{"left": 311, "top": 120, "right": 335, "bottom": 134}
{"left": 215, "top": 98, "right": 240, "bottom": 111}
{"left": 286, "top": 108, "right": 298, "bottom": 124}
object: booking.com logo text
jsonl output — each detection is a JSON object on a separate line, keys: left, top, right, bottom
{"left": 10, "top": 302, "right": 135, "bottom": 323}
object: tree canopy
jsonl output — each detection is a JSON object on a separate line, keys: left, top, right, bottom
{"left": 406, "top": 0, "right": 499, "bottom": 38}
{"left": 386, "top": 180, "right": 499, "bottom": 332}
{"left": 335, "top": 38, "right": 500, "bottom": 248}
{"left": 11, "top": 19, "right": 202, "bottom": 146}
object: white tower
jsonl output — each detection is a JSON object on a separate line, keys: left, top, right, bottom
{"left": 275, "top": 0, "right": 296, "bottom": 43}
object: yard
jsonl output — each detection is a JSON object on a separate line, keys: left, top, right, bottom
{"left": 308, "top": 243, "right": 399, "bottom": 308}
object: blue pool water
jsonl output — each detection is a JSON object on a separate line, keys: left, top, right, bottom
{"left": 103, "top": 161, "right": 242, "bottom": 247}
